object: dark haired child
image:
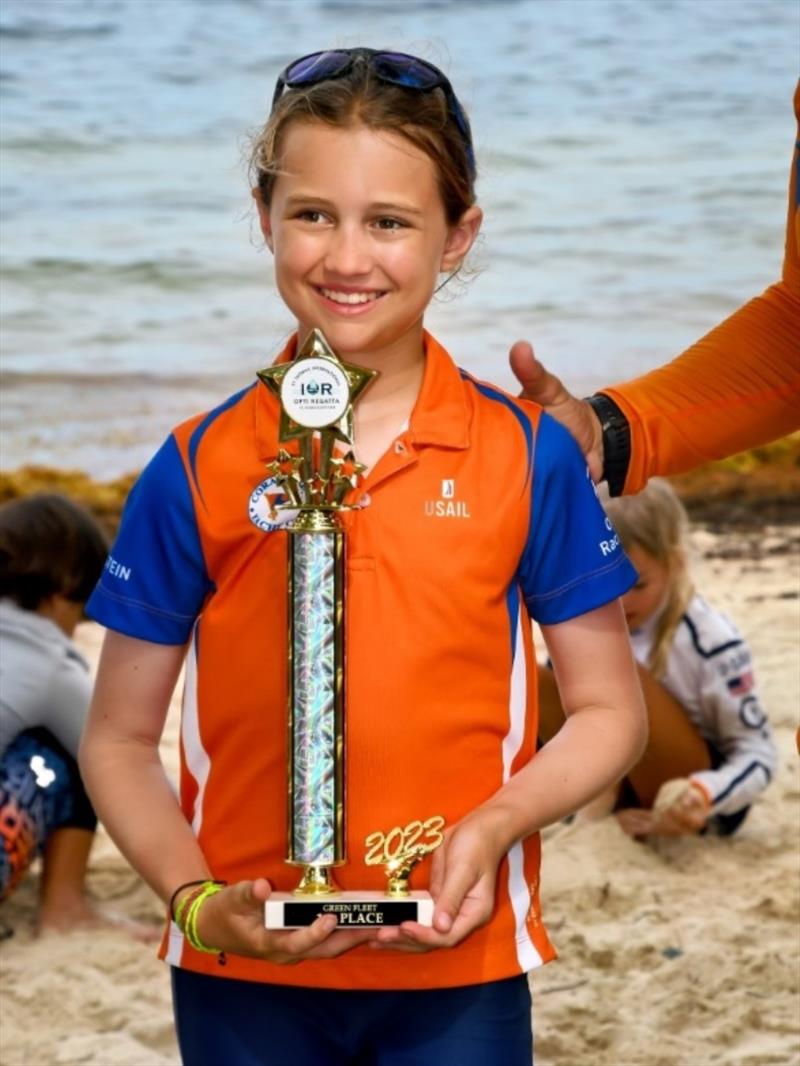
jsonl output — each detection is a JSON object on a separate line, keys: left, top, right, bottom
{"left": 0, "top": 494, "right": 153, "bottom": 937}
{"left": 81, "top": 48, "right": 647, "bottom": 1065}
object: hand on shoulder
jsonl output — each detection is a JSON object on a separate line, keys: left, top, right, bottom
{"left": 509, "top": 339, "right": 604, "bottom": 481}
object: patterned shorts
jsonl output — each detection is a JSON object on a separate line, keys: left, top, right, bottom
{"left": 0, "top": 728, "right": 96, "bottom": 900}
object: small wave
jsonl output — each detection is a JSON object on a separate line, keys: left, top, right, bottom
{"left": 2, "top": 257, "right": 250, "bottom": 291}
{"left": 1, "top": 369, "right": 241, "bottom": 390}
{"left": 0, "top": 18, "right": 116, "bottom": 41}
{"left": 155, "top": 71, "right": 203, "bottom": 86}
{"left": 2, "top": 136, "right": 110, "bottom": 156}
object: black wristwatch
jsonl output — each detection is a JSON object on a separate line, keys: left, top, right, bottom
{"left": 585, "top": 394, "right": 631, "bottom": 497}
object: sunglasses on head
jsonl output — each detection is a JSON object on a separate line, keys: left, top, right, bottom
{"left": 271, "top": 48, "right": 476, "bottom": 180}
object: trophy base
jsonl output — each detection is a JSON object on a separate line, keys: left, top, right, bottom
{"left": 265, "top": 890, "right": 434, "bottom": 929}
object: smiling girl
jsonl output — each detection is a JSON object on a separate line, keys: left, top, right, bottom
{"left": 79, "top": 48, "right": 646, "bottom": 1065}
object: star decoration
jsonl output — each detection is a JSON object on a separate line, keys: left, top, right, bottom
{"left": 257, "top": 328, "right": 377, "bottom": 447}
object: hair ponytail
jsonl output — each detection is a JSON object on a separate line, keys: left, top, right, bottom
{"left": 602, "top": 479, "right": 693, "bottom": 679}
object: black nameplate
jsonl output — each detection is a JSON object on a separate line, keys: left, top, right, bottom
{"left": 283, "top": 900, "right": 420, "bottom": 927}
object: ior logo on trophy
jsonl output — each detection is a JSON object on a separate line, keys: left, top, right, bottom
{"left": 257, "top": 328, "right": 444, "bottom": 929}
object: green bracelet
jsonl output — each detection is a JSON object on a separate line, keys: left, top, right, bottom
{"left": 184, "top": 881, "right": 225, "bottom": 954}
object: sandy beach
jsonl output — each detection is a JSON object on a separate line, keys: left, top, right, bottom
{"left": 0, "top": 523, "right": 798, "bottom": 1066}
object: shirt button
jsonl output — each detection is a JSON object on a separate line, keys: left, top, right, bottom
{"left": 394, "top": 440, "right": 405, "bottom": 454}
{"left": 360, "top": 493, "right": 372, "bottom": 508}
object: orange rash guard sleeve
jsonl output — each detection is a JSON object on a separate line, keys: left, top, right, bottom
{"left": 602, "top": 81, "right": 800, "bottom": 495}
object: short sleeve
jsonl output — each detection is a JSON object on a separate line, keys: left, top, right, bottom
{"left": 86, "top": 435, "right": 213, "bottom": 644}
{"left": 519, "top": 413, "right": 637, "bottom": 624}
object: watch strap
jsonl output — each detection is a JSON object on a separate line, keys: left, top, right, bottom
{"left": 585, "top": 394, "right": 631, "bottom": 496}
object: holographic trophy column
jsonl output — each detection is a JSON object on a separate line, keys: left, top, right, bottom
{"left": 259, "top": 330, "right": 442, "bottom": 930}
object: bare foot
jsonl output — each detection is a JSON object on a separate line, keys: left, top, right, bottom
{"left": 38, "top": 897, "right": 161, "bottom": 943}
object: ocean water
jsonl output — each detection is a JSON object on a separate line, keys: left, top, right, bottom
{"left": 1, "top": 0, "right": 796, "bottom": 476}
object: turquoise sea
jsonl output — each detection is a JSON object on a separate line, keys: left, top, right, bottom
{"left": 1, "top": 0, "right": 796, "bottom": 476}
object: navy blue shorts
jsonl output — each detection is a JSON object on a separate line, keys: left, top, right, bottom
{"left": 171, "top": 967, "right": 533, "bottom": 1066}
{"left": 0, "top": 727, "right": 97, "bottom": 899}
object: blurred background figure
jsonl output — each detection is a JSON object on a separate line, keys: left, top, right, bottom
{"left": 0, "top": 493, "right": 154, "bottom": 937}
{"left": 538, "top": 478, "right": 777, "bottom": 839}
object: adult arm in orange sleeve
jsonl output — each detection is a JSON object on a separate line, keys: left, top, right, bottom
{"left": 510, "top": 82, "right": 800, "bottom": 494}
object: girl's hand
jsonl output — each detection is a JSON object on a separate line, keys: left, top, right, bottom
{"left": 617, "top": 783, "right": 710, "bottom": 839}
{"left": 371, "top": 808, "right": 507, "bottom": 954}
{"left": 616, "top": 807, "right": 656, "bottom": 838}
{"left": 195, "top": 879, "right": 377, "bottom": 964}
{"left": 650, "top": 783, "right": 710, "bottom": 836}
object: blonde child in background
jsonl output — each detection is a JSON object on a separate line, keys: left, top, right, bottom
{"left": 540, "top": 477, "right": 777, "bottom": 838}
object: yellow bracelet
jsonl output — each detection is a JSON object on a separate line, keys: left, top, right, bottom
{"left": 169, "top": 877, "right": 226, "bottom": 927}
{"left": 174, "top": 885, "right": 205, "bottom": 930}
{"left": 184, "top": 881, "right": 225, "bottom": 954}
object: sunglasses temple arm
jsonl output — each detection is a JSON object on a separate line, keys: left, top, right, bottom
{"left": 271, "top": 76, "right": 286, "bottom": 111}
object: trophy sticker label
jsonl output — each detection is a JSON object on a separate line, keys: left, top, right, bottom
{"left": 248, "top": 476, "right": 299, "bottom": 532}
{"left": 280, "top": 358, "right": 350, "bottom": 429}
{"left": 280, "top": 900, "right": 421, "bottom": 927}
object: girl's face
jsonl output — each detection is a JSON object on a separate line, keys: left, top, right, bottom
{"left": 256, "top": 120, "right": 481, "bottom": 370}
{"left": 621, "top": 543, "right": 672, "bottom": 631}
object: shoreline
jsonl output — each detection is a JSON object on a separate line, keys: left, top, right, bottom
{"left": 1, "top": 436, "right": 798, "bottom": 540}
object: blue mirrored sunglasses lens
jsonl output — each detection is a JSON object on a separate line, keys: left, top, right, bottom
{"left": 285, "top": 51, "right": 351, "bottom": 85}
{"left": 372, "top": 53, "right": 440, "bottom": 89}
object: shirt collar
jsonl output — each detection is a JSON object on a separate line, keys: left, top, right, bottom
{"left": 255, "top": 330, "right": 470, "bottom": 460}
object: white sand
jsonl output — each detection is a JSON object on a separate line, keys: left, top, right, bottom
{"left": 1, "top": 529, "right": 798, "bottom": 1066}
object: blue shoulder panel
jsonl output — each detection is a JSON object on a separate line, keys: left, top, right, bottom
{"left": 86, "top": 434, "right": 213, "bottom": 644}
{"left": 188, "top": 383, "right": 256, "bottom": 506}
{"left": 518, "top": 414, "right": 637, "bottom": 624}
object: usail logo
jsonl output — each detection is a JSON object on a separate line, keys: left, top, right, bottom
{"left": 424, "top": 479, "right": 471, "bottom": 519}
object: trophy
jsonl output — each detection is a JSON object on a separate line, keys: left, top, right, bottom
{"left": 258, "top": 329, "right": 443, "bottom": 929}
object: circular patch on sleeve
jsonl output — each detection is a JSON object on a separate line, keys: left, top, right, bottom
{"left": 248, "top": 476, "right": 299, "bottom": 532}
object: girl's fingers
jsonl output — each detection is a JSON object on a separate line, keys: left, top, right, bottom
{"left": 374, "top": 920, "right": 443, "bottom": 951}
{"left": 427, "top": 844, "right": 447, "bottom": 900}
{"left": 432, "top": 860, "right": 477, "bottom": 934}
{"left": 616, "top": 809, "right": 654, "bottom": 836}
{"left": 247, "top": 877, "right": 273, "bottom": 903}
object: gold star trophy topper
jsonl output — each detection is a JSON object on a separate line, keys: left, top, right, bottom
{"left": 257, "top": 329, "right": 376, "bottom": 514}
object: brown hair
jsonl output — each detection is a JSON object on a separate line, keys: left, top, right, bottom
{"left": 0, "top": 494, "right": 109, "bottom": 611}
{"left": 249, "top": 58, "right": 476, "bottom": 226}
{"left": 602, "top": 479, "right": 694, "bottom": 679}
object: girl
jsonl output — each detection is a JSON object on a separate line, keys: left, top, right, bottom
{"left": 540, "top": 478, "right": 777, "bottom": 839}
{"left": 80, "top": 48, "right": 646, "bottom": 1065}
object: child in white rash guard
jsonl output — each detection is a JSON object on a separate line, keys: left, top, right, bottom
{"left": 538, "top": 477, "right": 776, "bottom": 838}
{"left": 606, "top": 478, "right": 776, "bottom": 837}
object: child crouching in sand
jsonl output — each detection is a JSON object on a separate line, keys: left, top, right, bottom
{"left": 539, "top": 478, "right": 776, "bottom": 838}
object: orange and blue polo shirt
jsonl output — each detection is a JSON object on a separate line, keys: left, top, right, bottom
{"left": 87, "top": 330, "right": 636, "bottom": 990}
